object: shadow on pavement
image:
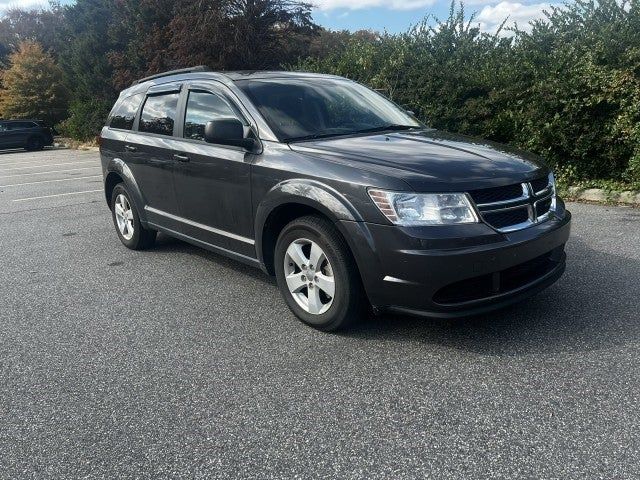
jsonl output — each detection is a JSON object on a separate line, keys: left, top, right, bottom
{"left": 345, "top": 237, "right": 639, "bottom": 356}
{"left": 152, "top": 232, "right": 638, "bottom": 357}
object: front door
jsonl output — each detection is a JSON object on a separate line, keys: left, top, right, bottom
{"left": 171, "top": 85, "right": 255, "bottom": 258}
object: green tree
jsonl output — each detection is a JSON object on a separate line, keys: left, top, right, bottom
{"left": 0, "top": 41, "right": 68, "bottom": 124}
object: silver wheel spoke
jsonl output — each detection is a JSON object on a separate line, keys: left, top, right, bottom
{"left": 286, "top": 242, "right": 309, "bottom": 269}
{"left": 307, "top": 286, "right": 323, "bottom": 315}
{"left": 309, "top": 242, "right": 324, "bottom": 269}
{"left": 315, "top": 273, "right": 335, "bottom": 298}
{"left": 115, "top": 204, "right": 125, "bottom": 218}
{"left": 125, "top": 210, "right": 134, "bottom": 221}
{"left": 285, "top": 272, "right": 306, "bottom": 293}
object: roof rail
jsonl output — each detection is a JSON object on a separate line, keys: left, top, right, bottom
{"left": 131, "top": 66, "right": 210, "bottom": 86}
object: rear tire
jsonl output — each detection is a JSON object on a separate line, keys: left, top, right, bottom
{"left": 274, "top": 215, "right": 366, "bottom": 331}
{"left": 110, "top": 183, "right": 156, "bottom": 250}
{"left": 26, "top": 136, "right": 44, "bottom": 151}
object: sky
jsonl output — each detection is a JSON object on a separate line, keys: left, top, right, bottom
{"left": 0, "top": 0, "right": 560, "bottom": 34}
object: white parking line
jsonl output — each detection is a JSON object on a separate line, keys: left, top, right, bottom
{"left": 0, "top": 175, "right": 101, "bottom": 188}
{"left": 12, "top": 189, "right": 103, "bottom": 202}
{"left": 0, "top": 161, "right": 97, "bottom": 171}
{"left": 0, "top": 166, "right": 101, "bottom": 179}
{"left": 0, "top": 156, "right": 93, "bottom": 166}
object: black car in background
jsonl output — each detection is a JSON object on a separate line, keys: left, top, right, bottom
{"left": 100, "top": 67, "right": 571, "bottom": 331}
{"left": 0, "top": 119, "right": 56, "bottom": 151}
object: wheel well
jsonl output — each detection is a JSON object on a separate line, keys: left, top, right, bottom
{"left": 261, "top": 203, "right": 333, "bottom": 276}
{"left": 104, "top": 172, "right": 124, "bottom": 208}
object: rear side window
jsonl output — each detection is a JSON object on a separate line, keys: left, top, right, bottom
{"left": 184, "top": 91, "right": 238, "bottom": 141}
{"left": 110, "top": 94, "right": 144, "bottom": 130}
{"left": 139, "top": 93, "right": 179, "bottom": 136}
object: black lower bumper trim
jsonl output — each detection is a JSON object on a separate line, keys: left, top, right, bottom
{"left": 385, "top": 255, "right": 566, "bottom": 319}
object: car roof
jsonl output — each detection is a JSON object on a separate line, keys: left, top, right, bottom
{"left": 221, "top": 71, "right": 344, "bottom": 81}
{"left": 120, "top": 70, "right": 347, "bottom": 97}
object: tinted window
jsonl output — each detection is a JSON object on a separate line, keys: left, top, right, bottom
{"left": 184, "top": 91, "right": 238, "bottom": 141}
{"left": 3, "top": 122, "right": 35, "bottom": 130}
{"left": 238, "top": 78, "right": 420, "bottom": 141}
{"left": 139, "top": 93, "right": 179, "bottom": 136}
{"left": 110, "top": 94, "right": 144, "bottom": 130}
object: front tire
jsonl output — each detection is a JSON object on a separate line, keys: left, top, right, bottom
{"left": 110, "top": 184, "right": 156, "bottom": 250}
{"left": 274, "top": 215, "right": 366, "bottom": 331}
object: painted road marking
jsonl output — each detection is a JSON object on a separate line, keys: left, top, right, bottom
{"left": 0, "top": 161, "right": 97, "bottom": 171}
{"left": 0, "top": 175, "right": 101, "bottom": 188}
{"left": 13, "top": 189, "right": 103, "bottom": 202}
{"left": 0, "top": 167, "right": 101, "bottom": 179}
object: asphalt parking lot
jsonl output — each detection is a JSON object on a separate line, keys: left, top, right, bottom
{"left": 1, "top": 148, "right": 639, "bottom": 479}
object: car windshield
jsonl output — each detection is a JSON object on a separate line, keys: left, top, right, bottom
{"left": 237, "top": 77, "right": 421, "bottom": 142}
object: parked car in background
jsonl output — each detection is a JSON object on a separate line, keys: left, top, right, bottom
{"left": 0, "top": 119, "right": 56, "bottom": 151}
{"left": 100, "top": 67, "right": 571, "bottom": 331}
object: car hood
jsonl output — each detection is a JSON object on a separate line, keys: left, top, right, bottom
{"left": 289, "top": 129, "right": 549, "bottom": 191}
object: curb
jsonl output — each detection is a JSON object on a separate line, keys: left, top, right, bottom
{"left": 566, "top": 186, "right": 640, "bottom": 205}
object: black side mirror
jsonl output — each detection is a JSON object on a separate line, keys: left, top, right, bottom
{"left": 204, "top": 118, "right": 255, "bottom": 150}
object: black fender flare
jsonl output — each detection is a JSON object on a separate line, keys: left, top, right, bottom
{"left": 254, "top": 179, "right": 374, "bottom": 270}
{"left": 104, "top": 157, "right": 148, "bottom": 224}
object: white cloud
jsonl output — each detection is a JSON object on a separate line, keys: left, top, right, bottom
{"left": 475, "top": 1, "right": 551, "bottom": 33}
{"left": 312, "top": 0, "right": 435, "bottom": 11}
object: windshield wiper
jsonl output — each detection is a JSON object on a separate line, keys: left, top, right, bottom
{"left": 284, "top": 131, "right": 354, "bottom": 143}
{"left": 352, "top": 124, "right": 419, "bottom": 135}
{"left": 284, "top": 125, "right": 420, "bottom": 143}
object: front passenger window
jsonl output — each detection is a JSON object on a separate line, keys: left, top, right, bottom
{"left": 184, "top": 91, "right": 238, "bottom": 141}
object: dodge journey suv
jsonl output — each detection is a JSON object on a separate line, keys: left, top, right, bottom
{"left": 100, "top": 67, "right": 571, "bottom": 331}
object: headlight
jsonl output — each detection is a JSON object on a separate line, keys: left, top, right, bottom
{"left": 368, "top": 189, "right": 479, "bottom": 226}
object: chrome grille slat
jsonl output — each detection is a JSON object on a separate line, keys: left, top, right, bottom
{"left": 469, "top": 176, "right": 554, "bottom": 232}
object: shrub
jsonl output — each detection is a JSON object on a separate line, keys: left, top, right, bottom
{"left": 296, "top": 0, "right": 640, "bottom": 185}
{"left": 57, "top": 98, "right": 113, "bottom": 142}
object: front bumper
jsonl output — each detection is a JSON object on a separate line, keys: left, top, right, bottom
{"left": 341, "top": 202, "right": 572, "bottom": 318}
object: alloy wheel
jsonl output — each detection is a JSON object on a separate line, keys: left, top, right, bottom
{"left": 283, "top": 238, "right": 336, "bottom": 315}
{"left": 114, "top": 194, "right": 135, "bottom": 241}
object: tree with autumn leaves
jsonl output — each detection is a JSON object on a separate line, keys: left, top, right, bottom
{"left": 0, "top": 41, "right": 68, "bottom": 125}
{"left": 0, "top": 0, "right": 319, "bottom": 139}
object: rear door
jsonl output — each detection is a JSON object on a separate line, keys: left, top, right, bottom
{"left": 102, "top": 92, "right": 145, "bottom": 179}
{"left": 170, "top": 82, "right": 256, "bottom": 258}
{"left": 124, "top": 84, "right": 182, "bottom": 227}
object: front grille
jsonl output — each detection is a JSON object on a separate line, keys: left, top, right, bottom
{"left": 469, "top": 183, "right": 523, "bottom": 205}
{"left": 468, "top": 176, "right": 556, "bottom": 232}
{"left": 530, "top": 176, "right": 550, "bottom": 193}
{"left": 433, "top": 251, "right": 560, "bottom": 305}
{"left": 482, "top": 207, "right": 529, "bottom": 229}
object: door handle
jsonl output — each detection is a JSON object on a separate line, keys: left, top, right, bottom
{"left": 173, "top": 154, "right": 190, "bottom": 162}
{"left": 124, "top": 145, "right": 137, "bottom": 152}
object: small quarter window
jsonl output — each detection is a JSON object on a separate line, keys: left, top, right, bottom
{"left": 184, "top": 91, "right": 239, "bottom": 141}
{"left": 110, "top": 93, "right": 144, "bottom": 130}
{"left": 139, "top": 93, "right": 179, "bottom": 136}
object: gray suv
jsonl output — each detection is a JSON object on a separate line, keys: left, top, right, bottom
{"left": 100, "top": 67, "right": 571, "bottom": 331}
